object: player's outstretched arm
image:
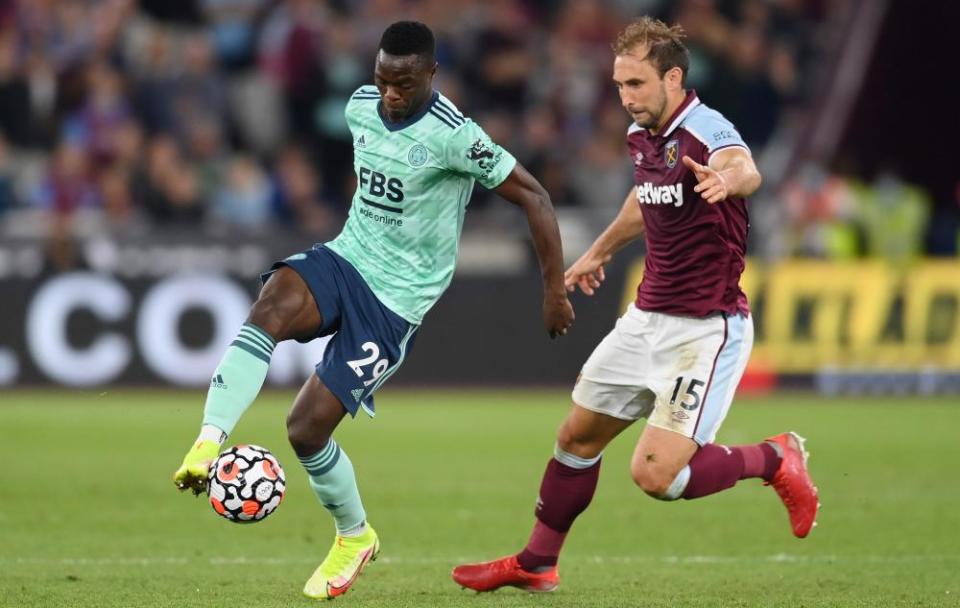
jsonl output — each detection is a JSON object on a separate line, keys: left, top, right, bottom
{"left": 493, "top": 163, "right": 574, "bottom": 338}
{"left": 682, "top": 147, "right": 762, "bottom": 204}
{"left": 564, "top": 189, "right": 645, "bottom": 296}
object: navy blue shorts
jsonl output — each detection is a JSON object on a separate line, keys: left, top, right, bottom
{"left": 261, "top": 245, "right": 418, "bottom": 417}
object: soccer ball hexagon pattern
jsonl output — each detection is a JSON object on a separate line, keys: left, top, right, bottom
{"left": 207, "top": 445, "right": 285, "bottom": 523}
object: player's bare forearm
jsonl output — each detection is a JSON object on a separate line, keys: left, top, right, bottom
{"left": 587, "top": 189, "right": 645, "bottom": 260}
{"left": 494, "top": 165, "right": 565, "bottom": 294}
{"left": 494, "top": 164, "right": 575, "bottom": 337}
{"left": 710, "top": 147, "right": 762, "bottom": 198}
{"left": 564, "top": 190, "right": 644, "bottom": 296}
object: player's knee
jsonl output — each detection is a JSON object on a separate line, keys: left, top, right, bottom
{"left": 248, "top": 293, "right": 293, "bottom": 340}
{"left": 286, "top": 408, "right": 328, "bottom": 456}
{"left": 555, "top": 423, "right": 577, "bottom": 453}
{"left": 556, "top": 421, "right": 595, "bottom": 456}
{"left": 630, "top": 462, "right": 672, "bottom": 498}
{"left": 248, "top": 269, "right": 313, "bottom": 341}
{"left": 285, "top": 409, "right": 308, "bottom": 452}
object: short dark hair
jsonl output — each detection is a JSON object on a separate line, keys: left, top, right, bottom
{"left": 379, "top": 21, "right": 435, "bottom": 63}
{"left": 613, "top": 17, "right": 689, "bottom": 86}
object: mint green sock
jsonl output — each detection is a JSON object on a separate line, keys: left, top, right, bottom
{"left": 201, "top": 323, "right": 276, "bottom": 436}
{"left": 299, "top": 439, "right": 367, "bottom": 533}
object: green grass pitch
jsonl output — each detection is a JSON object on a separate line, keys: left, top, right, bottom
{"left": 2, "top": 389, "right": 958, "bottom": 607}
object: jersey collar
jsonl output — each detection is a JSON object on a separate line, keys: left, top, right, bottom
{"left": 378, "top": 90, "right": 439, "bottom": 132}
{"left": 659, "top": 90, "right": 700, "bottom": 138}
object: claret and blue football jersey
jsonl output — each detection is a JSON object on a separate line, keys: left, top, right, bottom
{"left": 626, "top": 90, "right": 752, "bottom": 318}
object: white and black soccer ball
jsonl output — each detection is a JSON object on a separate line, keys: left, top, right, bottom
{"left": 207, "top": 444, "right": 285, "bottom": 523}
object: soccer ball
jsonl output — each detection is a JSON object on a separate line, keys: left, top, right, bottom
{"left": 207, "top": 444, "right": 285, "bottom": 523}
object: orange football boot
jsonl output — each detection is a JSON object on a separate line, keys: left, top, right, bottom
{"left": 452, "top": 555, "right": 558, "bottom": 593}
{"left": 765, "top": 432, "right": 820, "bottom": 538}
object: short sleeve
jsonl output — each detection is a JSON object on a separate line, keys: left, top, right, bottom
{"left": 683, "top": 107, "right": 750, "bottom": 159}
{"left": 442, "top": 120, "right": 517, "bottom": 189}
{"left": 344, "top": 86, "right": 380, "bottom": 134}
{"left": 343, "top": 101, "right": 354, "bottom": 135}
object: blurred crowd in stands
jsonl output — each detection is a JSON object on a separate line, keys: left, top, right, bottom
{"left": 0, "top": 0, "right": 954, "bottom": 271}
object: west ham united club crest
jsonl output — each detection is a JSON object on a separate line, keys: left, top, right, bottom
{"left": 408, "top": 143, "right": 428, "bottom": 167}
{"left": 665, "top": 139, "right": 679, "bottom": 168}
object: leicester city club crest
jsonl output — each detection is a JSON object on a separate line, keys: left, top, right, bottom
{"left": 665, "top": 139, "right": 679, "bottom": 168}
{"left": 408, "top": 143, "right": 428, "bottom": 167}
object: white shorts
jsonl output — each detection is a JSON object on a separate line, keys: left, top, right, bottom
{"left": 571, "top": 305, "right": 754, "bottom": 445}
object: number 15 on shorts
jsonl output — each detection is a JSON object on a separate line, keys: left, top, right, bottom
{"left": 347, "top": 342, "right": 389, "bottom": 387}
{"left": 670, "top": 376, "right": 705, "bottom": 411}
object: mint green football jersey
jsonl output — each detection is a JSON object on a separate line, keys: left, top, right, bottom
{"left": 326, "top": 86, "right": 517, "bottom": 325}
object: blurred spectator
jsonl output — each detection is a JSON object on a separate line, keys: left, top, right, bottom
{"left": 111, "top": 118, "right": 144, "bottom": 171}
{"left": 540, "top": 1, "right": 618, "bottom": 142}
{"left": 782, "top": 163, "right": 858, "bottom": 258}
{"left": 23, "top": 48, "right": 58, "bottom": 146}
{"left": 98, "top": 162, "right": 135, "bottom": 228}
{"left": 854, "top": 172, "right": 930, "bottom": 263}
{"left": 134, "top": 134, "right": 205, "bottom": 224}
{"left": 61, "top": 61, "right": 133, "bottom": 171}
{"left": 184, "top": 118, "right": 228, "bottom": 202}
{"left": 0, "top": 136, "right": 16, "bottom": 217}
{"left": 711, "top": 26, "right": 780, "bottom": 148}
{"left": 271, "top": 144, "right": 339, "bottom": 235}
{"left": 29, "top": 141, "right": 99, "bottom": 215}
{"left": 569, "top": 104, "right": 633, "bottom": 220}
{"left": 211, "top": 154, "right": 272, "bottom": 227}
{"left": 170, "top": 34, "right": 229, "bottom": 144}
{"left": 17, "top": 0, "right": 95, "bottom": 72}
{"left": 28, "top": 140, "right": 98, "bottom": 272}
{"left": 467, "top": 0, "right": 534, "bottom": 113}
{"left": 0, "top": 31, "right": 31, "bottom": 146}
{"left": 258, "top": 0, "right": 328, "bottom": 138}
{"left": 88, "top": 0, "right": 136, "bottom": 60}
{"left": 201, "top": 0, "right": 267, "bottom": 70}
{"left": 129, "top": 24, "right": 178, "bottom": 133}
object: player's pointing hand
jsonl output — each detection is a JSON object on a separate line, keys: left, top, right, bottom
{"left": 682, "top": 155, "right": 729, "bottom": 204}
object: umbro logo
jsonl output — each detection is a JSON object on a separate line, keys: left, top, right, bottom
{"left": 210, "top": 374, "right": 227, "bottom": 389}
{"left": 356, "top": 134, "right": 367, "bottom": 148}
{"left": 351, "top": 388, "right": 364, "bottom": 402}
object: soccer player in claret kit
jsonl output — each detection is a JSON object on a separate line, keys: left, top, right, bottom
{"left": 453, "top": 17, "right": 820, "bottom": 593}
{"left": 171, "top": 21, "right": 574, "bottom": 600}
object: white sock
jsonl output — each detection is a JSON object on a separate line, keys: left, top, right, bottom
{"left": 197, "top": 424, "right": 227, "bottom": 446}
{"left": 339, "top": 521, "right": 367, "bottom": 538}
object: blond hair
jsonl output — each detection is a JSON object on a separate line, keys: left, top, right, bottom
{"left": 613, "top": 17, "right": 689, "bottom": 85}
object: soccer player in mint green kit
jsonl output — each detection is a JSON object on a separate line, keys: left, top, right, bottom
{"left": 172, "top": 21, "right": 575, "bottom": 600}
